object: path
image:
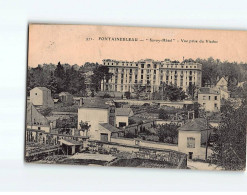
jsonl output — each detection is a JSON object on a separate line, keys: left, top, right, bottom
{"left": 187, "top": 160, "right": 222, "bottom": 171}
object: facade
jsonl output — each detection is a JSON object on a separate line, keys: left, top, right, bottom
{"left": 198, "top": 87, "right": 221, "bottom": 112}
{"left": 101, "top": 59, "right": 202, "bottom": 93}
{"left": 178, "top": 118, "right": 213, "bottom": 160}
{"left": 30, "top": 87, "right": 54, "bottom": 107}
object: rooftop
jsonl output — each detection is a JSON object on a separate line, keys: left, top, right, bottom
{"left": 79, "top": 97, "right": 113, "bottom": 109}
{"left": 99, "top": 123, "right": 123, "bottom": 133}
{"left": 33, "top": 87, "right": 50, "bottom": 91}
{"left": 198, "top": 87, "right": 219, "bottom": 95}
{"left": 178, "top": 118, "right": 212, "bottom": 131}
{"left": 59, "top": 92, "right": 72, "bottom": 96}
{"left": 59, "top": 138, "right": 83, "bottom": 146}
{"left": 115, "top": 108, "right": 133, "bottom": 116}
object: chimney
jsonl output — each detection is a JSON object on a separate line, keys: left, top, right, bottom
{"left": 79, "top": 97, "right": 83, "bottom": 106}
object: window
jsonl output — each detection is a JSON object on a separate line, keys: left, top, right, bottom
{"left": 215, "top": 96, "right": 218, "bottom": 100}
{"left": 214, "top": 103, "right": 218, "bottom": 108}
{"left": 141, "top": 70, "right": 144, "bottom": 74}
{"left": 147, "top": 64, "right": 150, "bottom": 68}
{"left": 141, "top": 64, "right": 144, "bottom": 68}
{"left": 35, "top": 93, "right": 37, "bottom": 95}
{"left": 154, "top": 64, "right": 157, "bottom": 69}
{"left": 209, "top": 96, "right": 211, "bottom": 100}
{"left": 187, "top": 137, "right": 195, "bottom": 148}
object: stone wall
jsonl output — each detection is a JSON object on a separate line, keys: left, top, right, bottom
{"left": 88, "top": 139, "right": 187, "bottom": 169}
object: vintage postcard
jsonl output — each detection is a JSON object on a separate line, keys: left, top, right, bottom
{"left": 26, "top": 24, "right": 247, "bottom": 171}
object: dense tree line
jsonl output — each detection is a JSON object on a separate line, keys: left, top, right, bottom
{"left": 27, "top": 62, "right": 110, "bottom": 97}
{"left": 194, "top": 57, "right": 247, "bottom": 89}
{"left": 27, "top": 58, "right": 247, "bottom": 98}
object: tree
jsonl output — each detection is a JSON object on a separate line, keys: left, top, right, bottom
{"left": 54, "top": 62, "right": 66, "bottom": 93}
{"left": 163, "top": 84, "right": 187, "bottom": 101}
{"left": 133, "top": 84, "right": 146, "bottom": 99}
{"left": 158, "top": 109, "right": 169, "bottom": 120}
{"left": 79, "top": 121, "right": 91, "bottom": 137}
{"left": 157, "top": 124, "right": 179, "bottom": 144}
{"left": 124, "top": 91, "right": 131, "bottom": 99}
{"left": 210, "top": 101, "right": 247, "bottom": 170}
{"left": 129, "top": 118, "right": 136, "bottom": 125}
{"left": 187, "top": 84, "right": 197, "bottom": 100}
{"left": 46, "top": 72, "right": 58, "bottom": 95}
{"left": 92, "top": 65, "right": 113, "bottom": 91}
{"left": 193, "top": 102, "right": 201, "bottom": 118}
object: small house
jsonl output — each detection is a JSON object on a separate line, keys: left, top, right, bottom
{"left": 178, "top": 118, "right": 213, "bottom": 160}
{"left": 77, "top": 98, "right": 117, "bottom": 141}
{"left": 115, "top": 108, "right": 134, "bottom": 127}
{"left": 26, "top": 102, "right": 50, "bottom": 133}
{"left": 59, "top": 92, "right": 73, "bottom": 104}
{"left": 215, "top": 76, "right": 228, "bottom": 91}
{"left": 30, "top": 87, "right": 54, "bottom": 108}
{"left": 198, "top": 87, "right": 221, "bottom": 112}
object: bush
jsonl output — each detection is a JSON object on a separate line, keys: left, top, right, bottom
{"left": 124, "top": 91, "right": 131, "bottom": 99}
{"left": 103, "top": 93, "right": 111, "bottom": 98}
{"left": 125, "top": 131, "right": 137, "bottom": 138}
{"left": 158, "top": 109, "right": 169, "bottom": 120}
{"left": 129, "top": 118, "right": 136, "bottom": 125}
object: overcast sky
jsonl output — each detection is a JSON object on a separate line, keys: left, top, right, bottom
{"left": 28, "top": 24, "right": 247, "bottom": 67}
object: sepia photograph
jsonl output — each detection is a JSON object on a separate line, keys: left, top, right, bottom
{"left": 25, "top": 24, "right": 247, "bottom": 171}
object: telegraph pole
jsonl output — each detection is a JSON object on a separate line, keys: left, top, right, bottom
{"left": 205, "top": 113, "right": 209, "bottom": 161}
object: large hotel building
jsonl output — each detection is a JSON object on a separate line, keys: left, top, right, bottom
{"left": 101, "top": 59, "right": 202, "bottom": 93}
